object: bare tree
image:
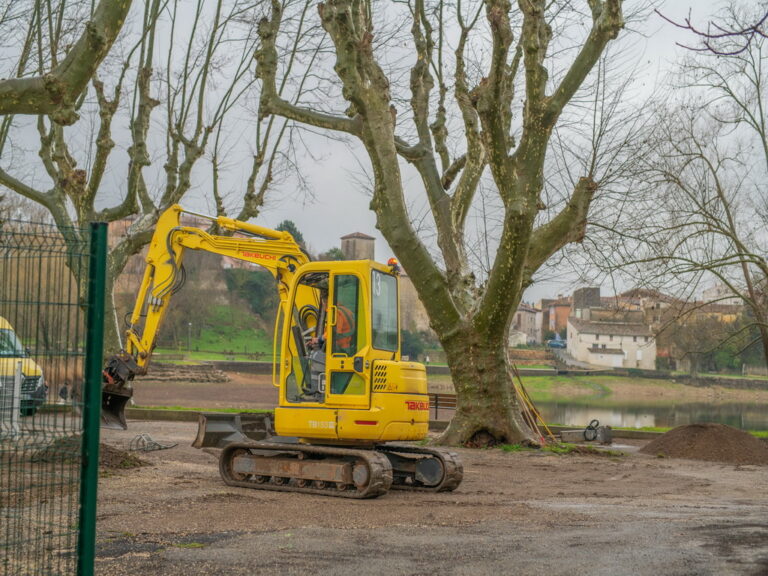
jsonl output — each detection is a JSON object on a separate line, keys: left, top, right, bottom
{"left": 0, "top": 0, "right": 132, "bottom": 122}
{"left": 0, "top": 0, "right": 316, "bottom": 352}
{"left": 607, "top": 4, "right": 768, "bottom": 370}
{"left": 256, "top": 0, "right": 627, "bottom": 445}
{"left": 659, "top": 314, "right": 731, "bottom": 377}
{"left": 633, "top": 105, "right": 768, "bottom": 368}
{"left": 656, "top": 5, "right": 767, "bottom": 55}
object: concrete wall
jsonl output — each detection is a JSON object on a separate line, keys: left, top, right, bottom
{"left": 512, "top": 307, "right": 539, "bottom": 343}
{"left": 399, "top": 275, "right": 432, "bottom": 332}
{"left": 341, "top": 236, "right": 375, "bottom": 260}
{"left": 549, "top": 304, "right": 571, "bottom": 333}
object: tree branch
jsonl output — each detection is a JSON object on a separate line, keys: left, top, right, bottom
{"left": 0, "top": 0, "right": 133, "bottom": 124}
{"left": 544, "top": 0, "right": 624, "bottom": 127}
{"left": 256, "top": 1, "right": 361, "bottom": 136}
{"left": 449, "top": 1, "right": 486, "bottom": 234}
{"left": 524, "top": 176, "right": 597, "bottom": 279}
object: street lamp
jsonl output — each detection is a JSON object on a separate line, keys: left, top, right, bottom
{"left": 187, "top": 322, "right": 192, "bottom": 354}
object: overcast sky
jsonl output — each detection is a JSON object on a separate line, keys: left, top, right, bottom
{"left": 2, "top": 0, "right": 734, "bottom": 304}
{"left": 243, "top": 0, "right": 729, "bottom": 303}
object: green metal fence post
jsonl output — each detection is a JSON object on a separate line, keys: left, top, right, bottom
{"left": 77, "top": 222, "right": 108, "bottom": 576}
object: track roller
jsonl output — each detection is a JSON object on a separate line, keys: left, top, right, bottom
{"left": 219, "top": 442, "right": 393, "bottom": 499}
{"left": 376, "top": 444, "right": 463, "bottom": 492}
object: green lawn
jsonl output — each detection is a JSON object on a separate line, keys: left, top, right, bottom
{"left": 160, "top": 305, "right": 273, "bottom": 360}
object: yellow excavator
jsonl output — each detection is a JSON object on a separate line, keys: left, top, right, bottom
{"left": 102, "top": 205, "right": 462, "bottom": 498}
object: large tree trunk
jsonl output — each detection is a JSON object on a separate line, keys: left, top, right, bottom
{"left": 689, "top": 354, "right": 701, "bottom": 378}
{"left": 438, "top": 325, "right": 535, "bottom": 446}
{"left": 759, "top": 325, "right": 768, "bottom": 371}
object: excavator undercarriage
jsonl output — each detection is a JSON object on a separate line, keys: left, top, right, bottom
{"left": 195, "top": 412, "right": 463, "bottom": 499}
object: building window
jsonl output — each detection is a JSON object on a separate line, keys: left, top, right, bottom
{"left": 596, "top": 334, "right": 600, "bottom": 340}
{"left": 610, "top": 335, "right": 613, "bottom": 341}
{"left": 645, "top": 336, "right": 649, "bottom": 343}
{"left": 633, "top": 336, "right": 637, "bottom": 342}
{"left": 602, "top": 344, "right": 606, "bottom": 349}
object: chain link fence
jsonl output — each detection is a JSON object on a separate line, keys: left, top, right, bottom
{"left": 0, "top": 220, "right": 106, "bottom": 576}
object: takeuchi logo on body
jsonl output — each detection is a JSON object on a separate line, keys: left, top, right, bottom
{"left": 241, "top": 251, "right": 278, "bottom": 260}
{"left": 405, "top": 400, "right": 429, "bottom": 411}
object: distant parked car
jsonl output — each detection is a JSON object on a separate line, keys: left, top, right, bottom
{"left": 0, "top": 317, "right": 46, "bottom": 417}
{"left": 546, "top": 339, "right": 566, "bottom": 349}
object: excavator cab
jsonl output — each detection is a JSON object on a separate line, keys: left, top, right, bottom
{"left": 282, "top": 267, "right": 369, "bottom": 404}
{"left": 275, "top": 261, "right": 429, "bottom": 443}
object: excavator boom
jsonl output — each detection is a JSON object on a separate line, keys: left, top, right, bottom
{"left": 101, "top": 205, "right": 308, "bottom": 428}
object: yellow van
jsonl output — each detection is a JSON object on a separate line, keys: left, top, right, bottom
{"left": 0, "top": 317, "right": 46, "bottom": 416}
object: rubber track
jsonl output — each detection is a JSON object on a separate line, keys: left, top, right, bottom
{"left": 376, "top": 444, "right": 464, "bottom": 492}
{"left": 219, "top": 442, "right": 393, "bottom": 499}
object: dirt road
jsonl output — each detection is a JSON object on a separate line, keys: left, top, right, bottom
{"left": 96, "top": 420, "right": 768, "bottom": 576}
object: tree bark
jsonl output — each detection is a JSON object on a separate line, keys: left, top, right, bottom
{"left": 440, "top": 325, "right": 535, "bottom": 445}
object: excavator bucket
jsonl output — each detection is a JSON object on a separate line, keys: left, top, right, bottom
{"left": 192, "top": 412, "right": 274, "bottom": 449}
{"left": 101, "top": 383, "right": 132, "bottom": 430}
{"left": 101, "top": 352, "right": 142, "bottom": 430}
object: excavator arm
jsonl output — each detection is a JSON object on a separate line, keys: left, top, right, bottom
{"left": 102, "top": 204, "right": 309, "bottom": 428}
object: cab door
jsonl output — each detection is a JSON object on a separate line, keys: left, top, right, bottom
{"left": 325, "top": 272, "right": 369, "bottom": 409}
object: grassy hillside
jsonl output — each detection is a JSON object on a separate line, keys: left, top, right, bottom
{"left": 157, "top": 304, "right": 273, "bottom": 360}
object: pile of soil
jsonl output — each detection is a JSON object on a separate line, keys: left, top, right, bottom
{"left": 31, "top": 437, "right": 149, "bottom": 469}
{"left": 100, "top": 443, "right": 149, "bottom": 469}
{"left": 31, "top": 434, "right": 82, "bottom": 463}
{"left": 640, "top": 423, "right": 768, "bottom": 465}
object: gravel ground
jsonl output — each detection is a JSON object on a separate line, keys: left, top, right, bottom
{"left": 96, "top": 420, "right": 768, "bottom": 576}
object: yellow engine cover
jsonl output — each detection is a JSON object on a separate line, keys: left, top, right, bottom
{"left": 337, "top": 392, "right": 429, "bottom": 441}
{"left": 371, "top": 360, "right": 428, "bottom": 394}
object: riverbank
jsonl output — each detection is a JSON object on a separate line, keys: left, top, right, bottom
{"left": 126, "top": 367, "right": 768, "bottom": 433}
{"left": 427, "top": 371, "right": 768, "bottom": 403}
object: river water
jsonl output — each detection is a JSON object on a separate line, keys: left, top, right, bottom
{"left": 536, "top": 400, "right": 768, "bottom": 432}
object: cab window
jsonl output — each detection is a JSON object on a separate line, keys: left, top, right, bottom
{"left": 0, "top": 329, "right": 25, "bottom": 357}
{"left": 371, "top": 270, "right": 398, "bottom": 352}
{"left": 284, "top": 272, "right": 328, "bottom": 402}
{"left": 332, "top": 275, "right": 360, "bottom": 356}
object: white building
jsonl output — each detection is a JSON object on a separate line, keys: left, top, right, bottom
{"left": 567, "top": 317, "right": 656, "bottom": 370}
{"left": 511, "top": 302, "right": 539, "bottom": 344}
{"left": 702, "top": 282, "right": 743, "bottom": 306}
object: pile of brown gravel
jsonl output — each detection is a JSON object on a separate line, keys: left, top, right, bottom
{"left": 639, "top": 423, "right": 768, "bottom": 465}
{"left": 100, "top": 443, "right": 149, "bottom": 469}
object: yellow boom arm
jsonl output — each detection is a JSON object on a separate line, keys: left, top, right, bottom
{"left": 111, "top": 204, "right": 309, "bottom": 379}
